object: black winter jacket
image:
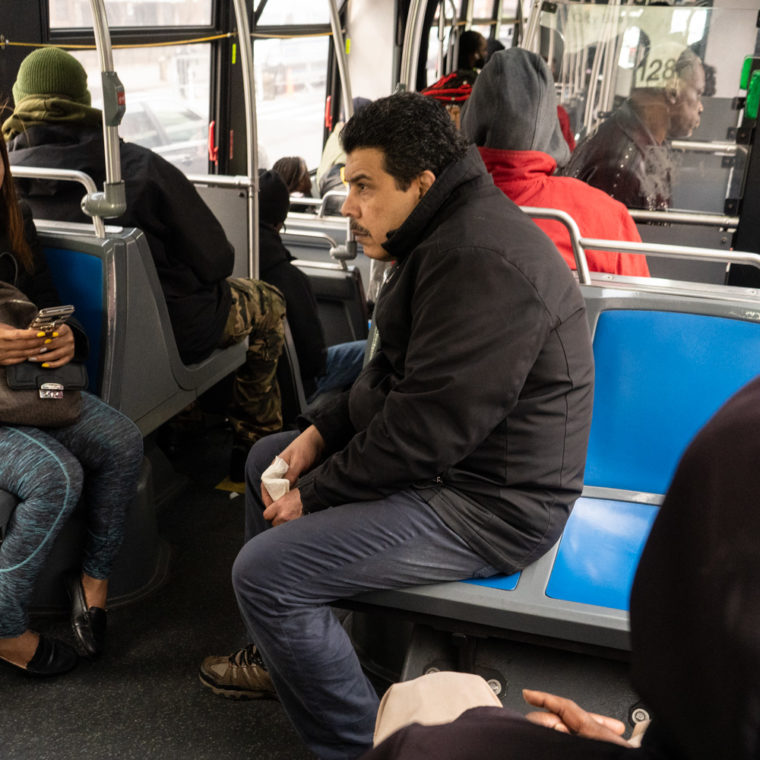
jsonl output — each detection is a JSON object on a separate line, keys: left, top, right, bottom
{"left": 259, "top": 223, "right": 326, "bottom": 397}
{"left": 8, "top": 123, "right": 233, "bottom": 363}
{"left": 300, "top": 146, "right": 594, "bottom": 572}
{"left": 564, "top": 100, "right": 673, "bottom": 211}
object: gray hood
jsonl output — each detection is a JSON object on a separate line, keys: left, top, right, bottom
{"left": 461, "top": 48, "right": 570, "bottom": 167}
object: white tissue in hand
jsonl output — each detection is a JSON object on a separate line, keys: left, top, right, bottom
{"left": 262, "top": 455, "right": 290, "bottom": 501}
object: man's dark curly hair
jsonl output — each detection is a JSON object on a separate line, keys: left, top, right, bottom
{"left": 340, "top": 92, "right": 469, "bottom": 190}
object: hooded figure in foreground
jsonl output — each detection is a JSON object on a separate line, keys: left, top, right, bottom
{"left": 461, "top": 48, "right": 649, "bottom": 278}
{"left": 362, "top": 373, "right": 760, "bottom": 759}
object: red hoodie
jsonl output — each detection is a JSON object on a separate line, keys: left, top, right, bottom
{"left": 479, "top": 146, "right": 650, "bottom": 277}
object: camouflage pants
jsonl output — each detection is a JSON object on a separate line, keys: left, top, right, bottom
{"left": 220, "top": 277, "right": 286, "bottom": 447}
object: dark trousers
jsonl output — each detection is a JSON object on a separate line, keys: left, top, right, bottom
{"left": 233, "top": 431, "right": 497, "bottom": 759}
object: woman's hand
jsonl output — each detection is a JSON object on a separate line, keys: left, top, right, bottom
{"left": 0, "top": 322, "right": 51, "bottom": 365}
{"left": 27, "top": 322, "right": 75, "bottom": 368}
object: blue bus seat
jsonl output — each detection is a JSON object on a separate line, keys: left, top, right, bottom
{"left": 349, "top": 277, "right": 760, "bottom": 661}
{"left": 0, "top": 219, "right": 246, "bottom": 610}
{"left": 37, "top": 222, "right": 247, "bottom": 435}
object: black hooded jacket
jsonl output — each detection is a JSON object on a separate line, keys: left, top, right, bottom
{"left": 259, "top": 222, "right": 326, "bottom": 396}
{"left": 299, "top": 145, "right": 594, "bottom": 573}
{"left": 7, "top": 123, "right": 233, "bottom": 364}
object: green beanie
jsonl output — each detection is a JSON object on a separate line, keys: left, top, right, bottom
{"left": 13, "top": 47, "right": 91, "bottom": 106}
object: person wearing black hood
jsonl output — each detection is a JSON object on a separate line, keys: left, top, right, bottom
{"left": 258, "top": 169, "right": 365, "bottom": 402}
{"left": 361, "top": 373, "right": 760, "bottom": 760}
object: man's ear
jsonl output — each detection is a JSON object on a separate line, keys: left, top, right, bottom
{"left": 416, "top": 170, "right": 436, "bottom": 200}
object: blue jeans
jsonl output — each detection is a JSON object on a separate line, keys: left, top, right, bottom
{"left": 233, "top": 431, "right": 498, "bottom": 759}
{"left": 307, "top": 340, "right": 366, "bottom": 403}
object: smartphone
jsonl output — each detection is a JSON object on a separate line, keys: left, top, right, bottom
{"left": 27, "top": 305, "right": 75, "bottom": 333}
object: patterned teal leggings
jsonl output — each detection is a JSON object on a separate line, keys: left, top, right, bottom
{"left": 0, "top": 392, "right": 143, "bottom": 637}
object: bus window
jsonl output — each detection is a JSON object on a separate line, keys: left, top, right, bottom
{"left": 70, "top": 45, "right": 211, "bottom": 175}
{"left": 257, "top": 1, "right": 330, "bottom": 26}
{"left": 254, "top": 36, "right": 329, "bottom": 169}
{"left": 49, "top": 0, "right": 213, "bottom": 27}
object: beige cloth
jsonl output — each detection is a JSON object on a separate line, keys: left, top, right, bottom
{"left": 261, "top": 455, "right": 290, "bottom": 501}
{"left": 373, "top": 671, "right": 502, "bottom": 747}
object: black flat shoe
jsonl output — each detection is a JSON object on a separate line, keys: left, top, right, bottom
{"left": 65, "top": 572, "right": 107, "bottom": 658}
{"left": 0, "top": 635, "right": 78, "bottom": 677}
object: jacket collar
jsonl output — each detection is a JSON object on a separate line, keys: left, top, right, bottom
{"left": 381, "top": 144, "right": 489, "bottom": 262}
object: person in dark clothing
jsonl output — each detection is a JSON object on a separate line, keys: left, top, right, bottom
{"left": 257, "top": 169, "right": 364, "bottom": 401}
{"left": 563, "top": 48, "right": 705, "bottom": 210}
{"left": 3, "top": 47, "right": 286, "bottom": 469}
{"left": 198, "top": 92, "right": 594, "bottom": 759}
{"left": 457, "top": 30, "right": 488, "bottom": 79}
{"left": 361, "top": 374, "right": 760, "bottom": 760}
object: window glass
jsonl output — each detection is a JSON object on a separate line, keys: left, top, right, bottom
{"left": 71, "top": 44, "right": 210, "bottom": 175}
{"left": 471, "top": 1, "right": 494, "bottom": 20}
{"left": 254, "top": 36, "right": 329, "bottom": 169}
{"left": 540, "top": 4, "right": 758, "bottom": 214}
{"left": 49, "top": 0, "right": 213, "bottom": 28}
{"left": 257, "top": 1, "right": 330, "bottom": 26}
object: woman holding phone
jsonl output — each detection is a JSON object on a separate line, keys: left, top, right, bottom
{"left": 0, "top": 135, "right": 143, "bottom": 676}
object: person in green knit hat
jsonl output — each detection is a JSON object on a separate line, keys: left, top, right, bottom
{"left": 4, "top": 47, "right": 287, "bottom": 482}
{"left": 3, "top": 46, "right": 102, "bottom": 141}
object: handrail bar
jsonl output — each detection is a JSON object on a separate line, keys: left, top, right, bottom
{"left": 520, "top": 206, "right": 760, "bottom": 285}
{"left": 520, "top": 207, "right": 591, "bottom": 283}
{"left": 319, "top": 189, "right": 348, "bottom": 217}
{"left": 670, "top": 140, "right": 739, "bottom": 155}
{"left": 628, "top": 209, "right": 738, "bottom": 228}
{"left": 11, "top": 166, "right": 105, "bottom": 238}
{"left": 282, "top": 229, "right": 339, "bottom": 250}
{"left": 580, "top": 237, "right": 760, "bottom": 271}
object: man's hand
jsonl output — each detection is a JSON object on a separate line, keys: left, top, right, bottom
{"left": 0, "top": 322, "right": 52, "bottom": 365}
{"left": 261, "top": 425, "right": 326, "bottom": 508}
{"left": 523, "top": 689, "right": 630, "bottom": 746}
{"left": 28, "top": 323, "right": 75, "bottom": 368}
{"left": 263, "top": 488, "right": 304, "bottom": 526}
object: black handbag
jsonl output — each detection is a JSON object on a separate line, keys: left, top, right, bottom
{"left": 0, "top": 277, "right": 87, "bottom": 428}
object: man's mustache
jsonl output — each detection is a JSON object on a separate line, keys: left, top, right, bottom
{"left": 350, "top": 223, "right": 370, "bottom": 236}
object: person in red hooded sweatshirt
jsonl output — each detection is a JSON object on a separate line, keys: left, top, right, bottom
{"left": 461, "top": 48, "right": 649, "bottom": 278}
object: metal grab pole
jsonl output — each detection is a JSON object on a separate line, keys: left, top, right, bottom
{"left": 231, "top": 0, "right": 259, "bottom": 279}
{"left": 327, "top": 0, "right": 354, "bottom": 121}
{"left": 82, "top": 0, "right": 126, "bottom": 226}
{"left": 399, "top": 0, "right": 426, "bottom": 91}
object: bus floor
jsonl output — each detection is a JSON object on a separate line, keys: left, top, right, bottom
{"left": 0, "top": 416, "right": 641, "bottom": 757}
{"left": 0, "top": 417, "right": 313, "bottom": 760}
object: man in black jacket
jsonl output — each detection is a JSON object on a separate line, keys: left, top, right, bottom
{"left": 563, "top": 48, "right": 705, "bottom": 211}
{"left": 199, "top": 93, "right": 594, "bottom": 759}
{"left": 3, "top": 47, "right": 285, "bottom": 471}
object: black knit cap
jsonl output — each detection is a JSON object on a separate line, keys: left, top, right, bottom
{"left": 258, "top": 169, "right": 290, "bottom": 228}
